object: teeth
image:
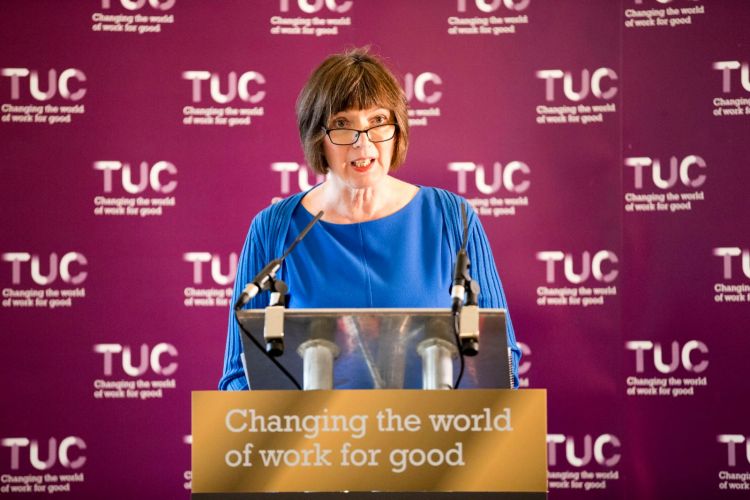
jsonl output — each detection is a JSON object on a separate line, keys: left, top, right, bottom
{"left": 352, "top": 159, "right": 371, "bottom": 167}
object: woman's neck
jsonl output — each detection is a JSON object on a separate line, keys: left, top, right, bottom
{"left": 307, "top": 176, "right": 417, "bottom": 224}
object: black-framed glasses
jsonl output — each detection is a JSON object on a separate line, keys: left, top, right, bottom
{"left": 322, "top": 123, "right": 398, "bottom": 145}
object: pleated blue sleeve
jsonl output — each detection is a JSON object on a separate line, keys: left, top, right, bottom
{"left": 219, "top": 216, "right": 267, "bottom": 390}
{"left": 218, "top": 195, "right": 301, "bottom": 390}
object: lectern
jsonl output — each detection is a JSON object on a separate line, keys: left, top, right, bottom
{"left": 192, "top": 308, "right": 547, "bottom": 499}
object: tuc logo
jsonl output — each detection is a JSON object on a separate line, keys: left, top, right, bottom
{"left": 1, "top": 68, "right": 86, "bottom": 101}
{"left": 448, "top": 162, "right": 530, "bottom": 195}
{"left": 625, "top": 340, "right": 709, "bottom": 374}
{"left": 624, "top": 155, "right": 706, "bottom": 190}
{"left": 713, "top": 247, "right": 750, "bottom": 280}
{"left": 101, "top": 0, "right": 175, "bottom": 10}
{"left": 536, "top": 251, "right": 618, "bottom": 284}
{"left": 536, "top": 68, "right": 618, "bottom": 102}
{"left": 183, "top": 252, "right": 237, "bottom": 286}
{"left": 457, "top": 0, "right": 530, "bottom": 12}
{"left": 404, "top": 73, "right": 442, "bottom": 105}
{"left": 94, "top": 161, "right": 177, "bottom": 194}
{"left": 1, "top": 437, "right": 86, "bottom": 471}
{"left": 272, "top": 162, "right": 325, "bottom": 195}
{"left": 713, "top": 61, "right": 750, "bottom": 93}
{"left": 2, "top": 252, "right": 87, "bottom": 286}
{"left": 547, "top": 434, "right": 621, "bottom": 467}
{"left": 717, "top": 435, "right": 750, "bottom": 467}
{"left": 93, "top": 343, "right": 178, "bottom": 376}
{"left": 279, "top": 0, "right": 352, "bottom": 13}
{"left": 182, "top": 71, "right": 266, "bottom": 104}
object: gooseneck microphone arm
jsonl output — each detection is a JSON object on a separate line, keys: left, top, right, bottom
{"left": 234, "top": 210, "right": 324, "bottom": 310}
{"left": 233, "top": 210, "right": 324, "bottom": 390}
{"left": 451, "top": 206, "right": 471, "bottom": 315}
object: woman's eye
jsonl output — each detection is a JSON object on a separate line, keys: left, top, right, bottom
{"left": 373, "top": 115, "right": 387, "bottom": 124}
{"left": 333, "top": 119, "right": 347, "bottom": 128}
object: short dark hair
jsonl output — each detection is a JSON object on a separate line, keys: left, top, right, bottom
{"left": 296, "top": 48, "right": 410, "bottom": 175}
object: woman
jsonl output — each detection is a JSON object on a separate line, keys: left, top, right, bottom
{"left": 219, "top": 48, "right": 520, "bottom": 390}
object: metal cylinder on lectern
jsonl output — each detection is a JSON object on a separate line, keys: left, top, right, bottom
{"left": 417, "top": 338, "right": 457, "bottom": 390}
{"left": 297, "top": 339, "right": 340, "bottom": 390}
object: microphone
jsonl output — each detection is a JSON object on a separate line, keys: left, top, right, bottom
{"left": 451, "top": 204, "right": 471, "bottom": 315}
{"left": 232, "top": 209, "right": 325, "bottom": 390}
{"left": 450, "top": 203, "right": 480, "bottom": 358}
{"left": 234, "top": 210, "right": 324, "bottom": 310}
{"left": 234, "top": 259, "right": 281, "bottom": 310}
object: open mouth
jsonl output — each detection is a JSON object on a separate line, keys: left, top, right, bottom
{"left": 350, "top": 159, "right": 374, "bottom": 171}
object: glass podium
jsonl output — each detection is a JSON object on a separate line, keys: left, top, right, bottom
{"left": 236, "top": 308, "right": 511, "bottom": 390}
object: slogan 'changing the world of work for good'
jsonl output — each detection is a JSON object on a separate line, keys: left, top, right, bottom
{"left": 223, "top": 406, "right": 512, "bottom": 473}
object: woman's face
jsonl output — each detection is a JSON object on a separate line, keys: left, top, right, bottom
{"left": 322, "top": 107, "right": 395, "bottom": 190}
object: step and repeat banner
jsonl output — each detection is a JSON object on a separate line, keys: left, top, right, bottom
{"left": 1, "top": 1, "right": 749, "bottom": 498}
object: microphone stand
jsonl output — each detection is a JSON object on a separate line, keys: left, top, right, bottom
{"left": 233, "top": 210, "right": 324, "bottom": 390}
{"left": 450, "top": 204, "right": 481, "bottom": 389}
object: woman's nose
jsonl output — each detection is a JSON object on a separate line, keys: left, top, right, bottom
{"left": 352, "top": 130, "right": 371, "bottom": 149}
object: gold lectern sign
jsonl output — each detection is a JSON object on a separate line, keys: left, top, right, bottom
{"left": 192, "top": 389, "right": 546, "bottom": 494}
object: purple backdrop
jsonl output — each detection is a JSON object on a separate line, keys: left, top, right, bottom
{"left": 1, "top": 1, "right": 749, "bottom": 498}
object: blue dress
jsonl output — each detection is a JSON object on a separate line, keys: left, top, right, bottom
{"left": 283, "top": 188, "right": 452, "bottom": 309}
{"left": 220, "top": 186, "right": 520, "bottom": 390}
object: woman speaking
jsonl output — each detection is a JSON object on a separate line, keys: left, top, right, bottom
{"left": 219, "top": 48, "right": 520, "bottom": 390}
